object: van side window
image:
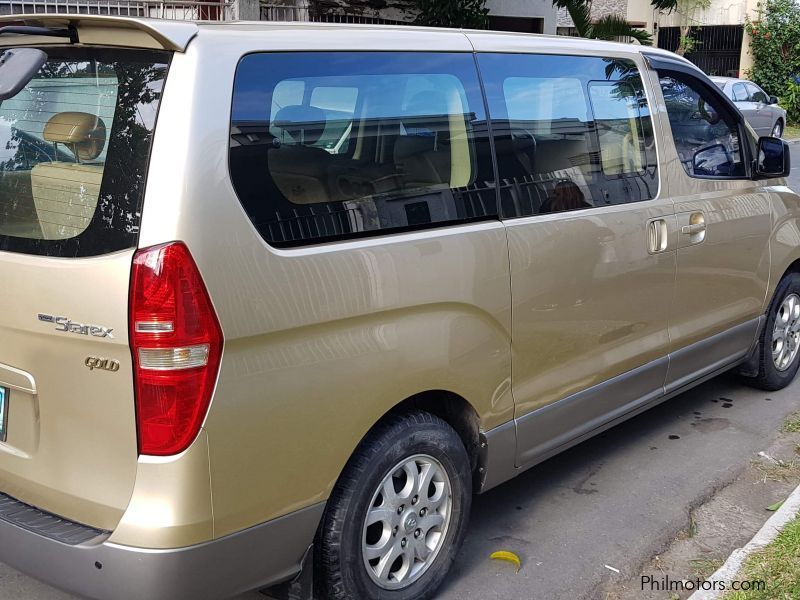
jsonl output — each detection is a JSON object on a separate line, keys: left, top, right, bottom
{"left": 659, "top": 75, "right": 745, "bottom": 178}
{"left": 478, "top": 54, "right": 658, "bottom": 218}
{"left": 229, "top": 52, "right": 496, "bottom": 247}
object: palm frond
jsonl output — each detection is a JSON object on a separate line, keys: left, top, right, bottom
{"left": 649, "top": 0, "right": 678, "bottom": 12}
{"left": 560, "top": 0, "right": 593, "bottom": 38}
{"left": 589, "top": 15, "right": 653, "bottom": 45}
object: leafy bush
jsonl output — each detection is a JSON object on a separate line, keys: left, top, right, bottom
{"left": 746, "top": 0, "right": 800, "bottom": 98}
{"left": 414, "top": 0, "right": 489, "bottom": 29}
{"left": 781, "top": 78, "right": 800, "bottom": 124}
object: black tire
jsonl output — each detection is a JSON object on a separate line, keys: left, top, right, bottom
{"left": 743, "top": 272, "right": 800, "bottom": 390}
{"left": 772, "top": 119, "right": 784, "bottom": 138}
{"left": 316, "top": 411, "right": 472, "bottom": 600}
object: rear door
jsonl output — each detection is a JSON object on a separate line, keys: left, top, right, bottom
{"left": 745, "top": 82, "right": 773, "bottom": 135}
{"left": 653, "top": 69, "right": 771, "bottom": 391}
{"left": 0, "top": 47, "right": 169, "bottom": 530}
{"left": 477, "top": 51, "right": 675, "bottom": 465}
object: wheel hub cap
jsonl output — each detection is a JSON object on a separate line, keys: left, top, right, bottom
{"left": 772, "top": 293, "right": 800, "bottom": 371}
{"left": 403, "top": 513, "right": 418, "bottom": 533}
{"left": 361, "top": 454, "right": 453, "bottom": 590}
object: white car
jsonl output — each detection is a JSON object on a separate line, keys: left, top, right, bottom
{"left": 711, "top": 76, "right": 788, "bottom": 138}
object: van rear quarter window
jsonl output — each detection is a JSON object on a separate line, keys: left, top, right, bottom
{"left": 0, "top": 48, "right": 169, "bottom": 257}
{"left": 229, "top": 52, "right": 497, "bottom": 247}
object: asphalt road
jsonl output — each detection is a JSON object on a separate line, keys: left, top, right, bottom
{"left": 3, "top": 166, "right": 800, "bottom": 600}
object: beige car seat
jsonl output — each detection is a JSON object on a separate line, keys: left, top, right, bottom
{"left": 30, "top": 112, "right": 106, "bottom": 239}
{"left": 269, "top": 105, "right": 332, "bottom": 205}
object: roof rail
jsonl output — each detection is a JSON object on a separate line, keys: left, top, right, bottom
{"left": 0, "top": 14, "right": 198, "bottom": 52}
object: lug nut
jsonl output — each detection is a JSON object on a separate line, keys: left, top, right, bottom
{"left": 397, "top": 505, "right": 404, "bottom": 514}
{"left": 412, "top": 495, "right": 418, "bottom": 505}
{"left": 392, "top": 526, "right": 398, "bottom": 536}
{"left": 420, "top": 508, "right": 427, "bottom": 516}
{"left": 401, "top": 538, "right": 407, "bottom": 548}
{"left": 414, "top": 529, "right": 421, "bottom": 538}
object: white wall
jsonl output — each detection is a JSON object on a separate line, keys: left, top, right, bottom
{"left": 658, "top": 0, "right": 750, "bottom": 27}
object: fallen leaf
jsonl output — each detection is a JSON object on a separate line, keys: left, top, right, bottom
{"left": 766, "top": 500, "right": 784, "bottom": 511}
{"left": 490, "top": 550, "right": 521, "bottom": 572}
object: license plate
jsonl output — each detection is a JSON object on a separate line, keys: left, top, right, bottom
{"left": 0, "top": 387, "right": 7, "bottom": 442}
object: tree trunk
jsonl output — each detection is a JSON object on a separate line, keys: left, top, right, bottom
{"left": 676, "top": 24, "right": 691, "bottom": 55}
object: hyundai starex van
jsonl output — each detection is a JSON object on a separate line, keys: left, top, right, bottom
{"left": 0, "top": 14, "right": 796, "bottom": 600}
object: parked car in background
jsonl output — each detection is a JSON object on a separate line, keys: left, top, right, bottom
{"left": 711, "top": 76, "right": 787, "bottom": 138}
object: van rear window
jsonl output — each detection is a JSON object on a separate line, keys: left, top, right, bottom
{"left": 229, "top": 52, "right": 497, "bottom": 247}
{"left": 0, "top": 48, "right": 169, "bottom": 257}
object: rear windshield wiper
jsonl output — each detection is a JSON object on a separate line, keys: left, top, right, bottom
{"left": 0, "top": 25, "right": 79, "bottom": 100}
{"left": 0, "top": 25, "right": 78, "bottom": 44}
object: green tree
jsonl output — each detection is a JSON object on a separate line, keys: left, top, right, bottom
{"left": 414, "top": 0, "right": 489, "bottom": 29}
{"left": 554, "top": 0, "right": 653, "bottom": 44}
{"left": 746, "top": 0, "right": 800, "bottom": 97}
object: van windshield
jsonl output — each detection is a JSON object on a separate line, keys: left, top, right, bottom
{"left": 0, "top": 47, "right": 169, "bottom": 257}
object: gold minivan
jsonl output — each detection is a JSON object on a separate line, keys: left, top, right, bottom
{"left": 0, "top": 14, "right": 796, "bottom": 600}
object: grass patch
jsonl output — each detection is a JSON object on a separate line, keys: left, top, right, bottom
{"left": 785, "top": 124, "right": 800, "bottom": 140}
{"left": 725, "top": 514, "right": 800, "bottom": 599}
{"left": 783, "top": 412, "right": 800, "bottom": 433}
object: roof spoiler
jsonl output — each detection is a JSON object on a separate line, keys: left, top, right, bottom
{"left": 0, "top": 14, "right": 198, "bottom": 52}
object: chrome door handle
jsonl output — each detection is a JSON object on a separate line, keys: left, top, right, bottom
{"left": 647, "top": 218, "right": 668, "bottom": 253}
{"left": 680, "top": 212, "right": 706, "bottom": 244}
{"left": 681, "top": 223, "right": 706, "bottom": 235}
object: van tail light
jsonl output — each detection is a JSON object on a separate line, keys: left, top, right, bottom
{"left": 129, "top": 242, "right": 223, "bottom": 456}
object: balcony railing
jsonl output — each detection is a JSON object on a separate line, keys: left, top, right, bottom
{"left": 0, "top": 0, "right": 234, "bottom": 20}
{"left": 260, "top": 3, "right": 412, "bottom": 25}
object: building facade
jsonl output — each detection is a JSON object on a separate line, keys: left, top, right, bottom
{"left": 655, "top": 0, "right": 759, "bottom": 76}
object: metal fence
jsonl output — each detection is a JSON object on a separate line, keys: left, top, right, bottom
{"left": 0, "top": 0, "right": 234, "bottom": 20}
{"left": 260, "top": 3, "right": 412, "bottom": 25}
{"left": 657, "top": 25, "right": 744, "bottom": 77}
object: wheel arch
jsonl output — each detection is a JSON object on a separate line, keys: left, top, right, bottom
{"left": 351, "top": 389, "right": 484, "bottom": 491}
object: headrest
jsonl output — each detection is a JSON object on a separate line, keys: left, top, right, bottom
{"left": 272, "top": 105, "right": 327, "bottom": 146}
{"left": 404, "top": 91, "right": 448, "bottom": 118}
{"left": 43, "top": 112, "right": 107, "bottom": 161}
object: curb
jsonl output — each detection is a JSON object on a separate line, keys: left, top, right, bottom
{"left": 687, "top": 480, "right": 800, "bottom": 600}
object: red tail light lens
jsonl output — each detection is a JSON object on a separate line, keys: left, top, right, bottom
{"left": 130, "top": 242, "right": 223, "bottom": 456}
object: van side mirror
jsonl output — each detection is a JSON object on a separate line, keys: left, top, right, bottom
{"left": 0, "top": 48, "right": 47, "bottom": 100}
{"left": 754, "top": 136, "right": 790, "bottom": 179}
{"left": 768, "top": 95, "right": 779, "bottom": 105}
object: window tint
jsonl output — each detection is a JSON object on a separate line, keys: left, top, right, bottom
{"left": 732, "top": 83, "right": 748, "bottom": 102}
{"left": 230, "top": 52, "right": 496, "bottom": 247}
{"left": 0, "top": 48, "right": 169, "bottom": 257}
{"left": 659, "top": 75, "right": 745, "bottom": 178}
{"left": 478, "top": 54, "right": 658, "bottom": 218}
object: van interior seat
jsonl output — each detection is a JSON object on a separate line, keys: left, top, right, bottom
{"left": 30, "top": 112, "right": 106, "bottom": 239}
{"left": 269, "top": 105, "right": 333, "bottom": 205}
{"left": 394, "top": 90, "right": 463, "bottom": 190}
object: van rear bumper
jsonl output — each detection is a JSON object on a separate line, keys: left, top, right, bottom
{"left": 0, "top": 500, "right": 325, "bottom": 600}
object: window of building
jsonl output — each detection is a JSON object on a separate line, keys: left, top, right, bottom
{"left": 230, "top": 52, "right": 496, "bottom": 247}
{"left": 659, "top": 75, "right": 745, "bottom": 178}
{"left": 478, "top": 53, "right": 658, "bottom": 218}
